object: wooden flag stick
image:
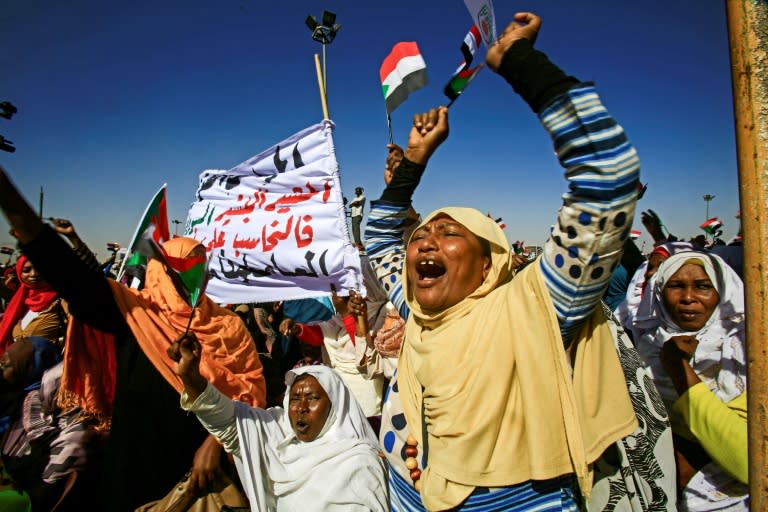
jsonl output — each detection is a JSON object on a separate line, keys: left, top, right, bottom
{"left": 314, "top": 54, "right": 330, "bottom": 120}
{"left": 725, "top": 0, "right": 768, "bottom": 505}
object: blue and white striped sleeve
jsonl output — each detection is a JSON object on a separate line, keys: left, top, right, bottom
{"left": 363, "top": 201, "right": 410, "bottom": 320}
{"left": 538, "top": 84, "right": 640, "bottom": 341}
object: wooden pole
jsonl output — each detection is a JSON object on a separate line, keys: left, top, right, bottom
{"left": 725, "top": 1, "right": 768, "bottom": 508}
{"left": 314, "top": 54, "right": 330, "bottom": 120}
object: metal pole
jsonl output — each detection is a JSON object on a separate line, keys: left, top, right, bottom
{"left": 725, "top": 1, "right": 768, "bottom": 508}
{"left": 38, "top": 186, "right": 43, "bottom": 218}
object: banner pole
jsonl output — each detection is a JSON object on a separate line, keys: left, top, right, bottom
{"left": 314, "top": 54, "right": 330, "bottom": 120}
{"left": 725, "top": 1, "right": 768, "bottom": 507}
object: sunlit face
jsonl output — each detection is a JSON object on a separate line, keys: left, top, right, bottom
{"left": 20, "top": 260, "right": 41, "bottom": 286}
{"left": 662, "top": 263, "right": 720, "bottom": 331}
{"left": 288, "top": 375, "right": 331, "bottom": 442}
{"left": 406, "top": 215, "right": 491, "bottom": 312}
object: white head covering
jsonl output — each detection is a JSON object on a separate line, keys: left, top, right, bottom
{"left": 614, "top": 241, "right": 694, "bottom": 333}
{"left": 233, "top": 365, "right": 387, "bottom": 511}
{"left": 635, "top": 251, "right": 746, "bottom": 404}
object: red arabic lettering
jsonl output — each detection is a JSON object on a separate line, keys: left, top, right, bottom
{"left": 262, "top": 216, "right": 294, "bottom": 252}
{"left": 233, "top": 233, "right": 260, "bottom": 250}
{"left": 214, "top": 194, "right": 257, "bottom": 222}
{"left": 264, "top": 182, "right": 322, "bottom": 212}
{"left": 294, "top": 215, "right": 314, "bottom": 248}
{"left": 206, "top": 229, "right": 226, "bottom": 251}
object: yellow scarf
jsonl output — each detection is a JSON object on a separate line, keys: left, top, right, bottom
{"left": 399, "top": 207, "right": 636, "bottom": 510}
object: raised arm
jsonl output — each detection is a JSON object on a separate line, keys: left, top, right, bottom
{"left": 364, "top": 109, "right": 449, "bottom": 319}
{"left": 0, "top": 168, "right": 125, "bottom": 333}
{"left": 488, "top": 13, "right": 640, "bottom": 342}
{"left": 171, "top": 333, "right": 242, "bottom": 457}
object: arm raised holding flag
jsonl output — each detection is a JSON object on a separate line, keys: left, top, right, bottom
{"left": 364, "top": 12, "right": 673, "bottom": 512}
{"left": 0, "top": 166, "right": 265, "bottom": 509}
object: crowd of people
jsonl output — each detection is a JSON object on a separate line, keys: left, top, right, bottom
{"left": 0, "top": 11, "right": 749, "bottom": 512}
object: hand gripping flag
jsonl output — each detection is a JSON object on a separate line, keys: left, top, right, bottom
{"left": 380, "top": 42, "right": 428, "bottom": 115}
{"left": 444, "top": 25, "right": 484, "bottom": 102}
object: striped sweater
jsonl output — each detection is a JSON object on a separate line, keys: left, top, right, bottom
{"left": 364, "top": 83, "right": 639, "bottom": 343}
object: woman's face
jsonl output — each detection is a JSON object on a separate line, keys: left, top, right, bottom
{"left": 406, "top": 215, "right": 490, "bottom": 312}
{"left": 662, "top": 263, "right": 720, "bottom": 331}
{"left": 19, "top": 260, "right": 42, "bottom": 286}
{"left": 288, "top": 375, "right": 331, "bottom": 442}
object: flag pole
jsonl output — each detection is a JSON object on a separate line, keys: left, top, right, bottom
{"left": 314, "top": 54, "right": 330, "bottom": 120}
{"left": 726, "top": 0, "right": 768, "bottom": 505}
{"left": 386, "top": 114, "right": 393, "bottom": 144}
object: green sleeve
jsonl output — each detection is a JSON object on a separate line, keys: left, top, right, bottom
{"left": 673, "top": 382, "right": 748, "bottom": 484}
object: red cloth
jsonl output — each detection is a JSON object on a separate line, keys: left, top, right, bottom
{"left": 296, "top": 315, "right": 357, "bottom": 347}
{"left": 56, "top": 317, "right": 117, "bottom": 429}
{"left": 0, "top": 255, "right": 59, "bottom": 354}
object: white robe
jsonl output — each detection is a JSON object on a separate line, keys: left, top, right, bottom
{"left": 182, "top": 365, "right": 388, "bottom": 511}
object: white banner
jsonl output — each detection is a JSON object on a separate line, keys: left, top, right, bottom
{"left": 185, "top": 120, "right": 364, "bottom": 304}
{"left": 463, "top": 0, "right": 497, "bottom": 47}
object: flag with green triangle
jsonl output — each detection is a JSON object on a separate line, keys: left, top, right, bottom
{"left": 116, "top": 184, "right": 170, "bottom": 281}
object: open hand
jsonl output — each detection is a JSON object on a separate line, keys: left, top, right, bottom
{"left": 486, "top": 12, "right": 542, "bottom": 72}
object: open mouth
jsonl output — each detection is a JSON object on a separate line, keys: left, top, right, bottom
{"left": 416, "top": 259, "right": 446, "bottom": 281}
{"left": 295, "top": 419, "right": 309, "bottom": 432}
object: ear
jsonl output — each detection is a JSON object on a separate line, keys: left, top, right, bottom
{"left": 481, "top": 256, "right": 492, "bottom": 281}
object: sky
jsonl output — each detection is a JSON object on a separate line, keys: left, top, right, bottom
{"left": 1, "top": 0, "right": 740, "bottom": 259}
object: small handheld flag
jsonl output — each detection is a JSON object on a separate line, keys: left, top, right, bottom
{"left": 463, "top": 0, "right": 497, "bottom": 47}
{"left": 444, "top": 25, "right": 484, "bottom": 105}
{"left": 380, "top": 42, "right": 428, "bottom": 116}
{"left": 116, "top": 184, "right": 170, "bottom": 281}
{"left": 700, "top": 217, "right": 724, "bottom": 236}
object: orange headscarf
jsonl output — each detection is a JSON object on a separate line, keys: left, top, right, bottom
{"left": 108, "top": 237, "right": 265, "bottom": 407}
{"left": 58, "top": 238, "right": 264, "bottom": 426}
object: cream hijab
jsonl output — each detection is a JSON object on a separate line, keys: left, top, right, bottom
{"left": 233, "top": 365, "right": 387, "bottom": 511}
{"left": 398, "top": 207, "right": 636, "bottom": 510}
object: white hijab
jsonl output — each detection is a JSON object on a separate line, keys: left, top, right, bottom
{"left": 634, "top": 251, "right": 746, "bottom": 405}
{"left": 614, "top": 241, "right": 694, "bottom": 335}
{"left": 233, "top": 365, "right": 388, "bottom": 511}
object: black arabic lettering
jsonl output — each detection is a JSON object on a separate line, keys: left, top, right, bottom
{"left": 212, "top": 252, "right": 273, "bottom": 282}
{"left": 269, "top": 249, "right": 329, "bottom": 278}
{"left": 197, "top": 175, "right": 241, "bottom": 200}
{"left": 263, "top": 143, "right": 305, "bottom": 184}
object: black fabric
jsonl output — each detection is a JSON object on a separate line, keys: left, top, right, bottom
{"left": 21, "top": 227, "right": 208, "bottom": 511}
{"left": 497, "top": 38, "right": 579, "bottom": 114}
{"left": 379, "top": 158, "right": 426, "bottom": 205}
